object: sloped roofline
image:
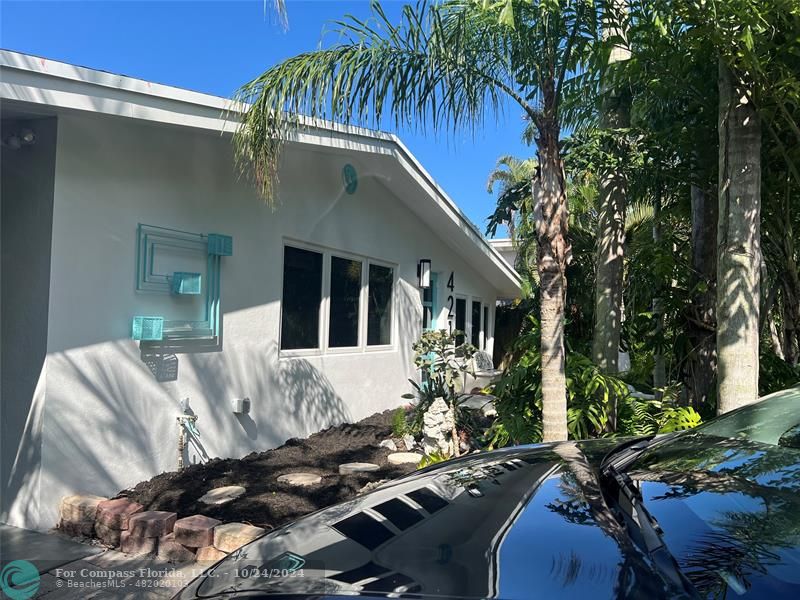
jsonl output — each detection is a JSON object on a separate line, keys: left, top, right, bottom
{"left": 0, "top": 49, "right": 521, "bottom": 295}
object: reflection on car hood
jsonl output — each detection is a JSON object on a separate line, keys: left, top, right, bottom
{"left": 628, "top": 431, "right": 800, "bottom": 598}
{"left": 177, "top": 440, "right": 682, "bottom": 600}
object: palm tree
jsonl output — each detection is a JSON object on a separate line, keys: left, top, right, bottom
{"left": 591, "top": 0, "right": 630, "bottom": 378}
{"left": 715, "top": 60, "right": 761, "bottom": 413}
{"left": 486, "top": 155, "right": 538, "bottom": 292}
{"left": 233, "top": 0, "right": 598, "bottom": 441}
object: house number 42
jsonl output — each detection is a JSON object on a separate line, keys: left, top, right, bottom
{"left": 446, "top": 271, "right": 455, "bottom": 332}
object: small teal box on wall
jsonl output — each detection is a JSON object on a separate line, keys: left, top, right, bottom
{"left": 132, "top": 316, "right": 164, "bottom": 341}
{"left": 207, "top": 234, "right": 233, "bottom": 256}
{"left": 171, "top": 272, "right": 202, "bottom": 295}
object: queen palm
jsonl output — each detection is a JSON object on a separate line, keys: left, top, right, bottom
{"left": 234, "top": 0, "right": 598, "bottom": 441}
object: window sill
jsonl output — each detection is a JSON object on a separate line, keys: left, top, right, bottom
{"left": 278, "top": 345, "right": 397, "bottom": 360}
{"left": 364, "top": 344, "right": 394, "bottom": 353}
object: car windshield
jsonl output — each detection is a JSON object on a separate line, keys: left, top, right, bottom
{"left": 692, "top": 387, "right": 800, "bottom": 447}
{"left": 622, "top": 387, "right": 800, "bottom": 598}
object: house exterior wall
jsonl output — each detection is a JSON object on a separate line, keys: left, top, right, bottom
{"left": 8, "top": 112, "right": 500, "bottom": 530}
{"left": 0, "top": 118, "right": 57, "bottom": 527}
{"left": 488, "top": 240, "right": 517, "bottom": 282}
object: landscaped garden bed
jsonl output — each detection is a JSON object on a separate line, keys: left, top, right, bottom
{"left": 57, "top": 410, "right": 421, "bottom": 563}
{"left": 120, "top": 409, "right": 416, "bottom": 530}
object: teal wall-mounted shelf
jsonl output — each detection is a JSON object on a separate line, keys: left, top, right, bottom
{"left": 132, "top": 316, "right": 164, "bottom": 341}
{"left": 207, "top": 234, "right": 233, "bottom": 256}
{"left": 171, "top": 272, "right": 202, "bottom": 295}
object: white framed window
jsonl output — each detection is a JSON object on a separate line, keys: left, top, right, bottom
{"left": 470, "top": 300, "right": 482, "bottom": 348}
{"left": 366, "top": 260, "right": 395, "bottom": 349}
{"left": 280, "top": 245, "right": 324, "bottom": 351}
{"left": 279, "top": 240, "right": 396, "bottom": 356}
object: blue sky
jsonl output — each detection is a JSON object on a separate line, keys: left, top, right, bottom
{"left": 0, "top": 1, "right": 531, "bottom": 235}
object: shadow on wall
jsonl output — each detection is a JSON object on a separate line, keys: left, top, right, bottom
{"left": 13, "top": 341, "right": 174, "bottom": 529}
{"left": 9, "top": 335, "right": 357, "bottom": 529}
{"left": 187, "top": 340, "right": 352, "bottom": 453}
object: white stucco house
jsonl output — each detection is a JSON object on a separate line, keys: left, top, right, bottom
{"left": 0, "top": 51, "right": 520, "bottom": 531}
{"left": 488, "top": 239, "right": 517, "bottom": 273}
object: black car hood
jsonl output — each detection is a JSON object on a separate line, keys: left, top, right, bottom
{"left": 177, "top": 440, "right": 681, "bottom": 600}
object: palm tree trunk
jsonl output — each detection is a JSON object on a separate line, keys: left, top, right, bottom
{"left": 535, "top": 112, "right": 569, "bottom": 442}
{"left": 783, "top": 283, "right": 800, "bottom": 366}
{"left": 652, "top": 187, "right": 666, "bottom": 398}
{"left": 592, "top": 0, "right": 630, "bottom": 379}
{"left": 716, "top": 59, "right": 761, "bottom": 414}
{"left": 781, "top": 207, "right": 800, "bottom": 366}
{"left": 685, "top": 183, "right": 717, "bottom": 407}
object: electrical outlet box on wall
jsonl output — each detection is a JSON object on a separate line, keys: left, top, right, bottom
{"left": 231, "top": 397, "right": 250, "bottom": 414}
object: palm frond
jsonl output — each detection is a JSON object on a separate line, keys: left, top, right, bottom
{"left": 234, "top": 0, "right": 537, "bottom": 202}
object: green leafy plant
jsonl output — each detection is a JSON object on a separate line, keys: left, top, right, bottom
{"left": 491, "top": 314, "right": 704, "bottom": 445}
{"left": 391, "top": 407, "right": 408, "bottom": 438}
{"left": 417, "top": 450, "right": 450, "bottom": 469}
{"left": 402, "top": 329, "right": 477, "bottom": 456}
{"left": 760, "top": 348, "right": 800, "bottom": 396}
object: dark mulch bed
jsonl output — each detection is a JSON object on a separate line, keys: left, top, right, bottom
{"left": 119, "top": 410, "right": 415, "bottom": 531}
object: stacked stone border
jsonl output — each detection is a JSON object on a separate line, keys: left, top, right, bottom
{"left": 58, "top": 495, "right": 264, "bottom": 565}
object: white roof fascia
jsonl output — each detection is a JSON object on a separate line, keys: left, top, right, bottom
{"left": 0, "top": 49, "right": 521, "bottom": 293}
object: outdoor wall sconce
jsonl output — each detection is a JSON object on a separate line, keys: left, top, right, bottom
{"left": 418, "top": 259, "right": 432, "bottom": 289}
{"left": 2, "top": 128, "right": 36, "bottom": 150}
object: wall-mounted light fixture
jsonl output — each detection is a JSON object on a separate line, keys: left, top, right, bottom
{"left": 417, "top": 259, "right": 432, "bottom": 289}
{"left": 2, "top": 128, "right": 36, "bottom": 151}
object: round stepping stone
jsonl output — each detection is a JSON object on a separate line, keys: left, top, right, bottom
{"left": 198, "top": 485, "right": 246, "bottom": 505}
{"left": 387, "top": 452, "right": 424, "bottom": 466}
{"left": 277, "top": 472, "right": 322, "bottom": 486}
{"left": 339, "top": 462, "right": 380, "bottom": 474}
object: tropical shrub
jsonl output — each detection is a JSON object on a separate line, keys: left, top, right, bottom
{"left": 490, "top": 315, "right": 703, "bottom": 446}
{"left": 759, "top": 349, "right": 800, "bottom": 396}
{"left": 402, "top": 329, "right": 477, "bottom": 455}
{"left": 391, "top": 407, "right": 408, "bottom": 437}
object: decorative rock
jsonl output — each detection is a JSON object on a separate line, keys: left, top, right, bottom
{"left": 213, "top": 522, "right": 266, "bottom": 553}
{"left": 198, "top": 485, "right": 246, "bottom": 506}
{"left": 96, "top": 497, "right": 143, "bottom": 530}
{"left": 422, "top": 398, "right": 455, "bottom": 456}
{"left": 120, "top": 530, "right": 158, "bottom": 556}
{"left": 387, "top": 452, "right": 424, "bottom": 466}
{"left": 59, "top": 494, "right": 106, "bottom": 524}
{"left": 94, "top": 522, "right": 122, "bottom": 547}
{"left": 276, "top": 472, "right": 322, "bottom": 487}
{"left": 402, "top": 434, "right": 416, "bottom": 451}
{"left": 128, "top": 511, "right": 177, "bottom": 538}
{"left": 59, "top": 520, "right": 95, "bottom": 538}
{"left": 339, "top": 462, "right": 380, "bottom": 475}
{"left": 358, "top": 480, "right": 388, "bottom": 495}
{"left": 195, "top": 546, "right": 228, "bottom": 563}
{"left": 379, "top": 439, "right": 397, "bottom": 451}
{"left": 158, "top": 533, "right": 197, "bottom": 563}
{"left": 173, "top": 515, "right": 221, "bottom": 548}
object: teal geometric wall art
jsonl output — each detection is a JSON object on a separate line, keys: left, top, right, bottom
{"left": 207, "top": 233, "right": 233, "bottom": 256}
{"left": 134, "top": 224, "right": 232, "bottom": 350}
{"left": 171, "top": 272, "right": 202, "bottom": 295}
{"left": 132, "top": 316, "right": 164, "bottom": 341}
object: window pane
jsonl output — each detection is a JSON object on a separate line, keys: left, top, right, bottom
{"left": 471, "top": 301, "right": 481, "bottom": 347}
{"left": 367, "top": 264, "right": 393, "bottom": 345}
{"left": 455, "top": 298, "right": 466, "bottom": 345}
{"left": 281, "top": 246, "right": 322, "bottom": 350}
{"left": 483, "top": 306, "right": 489, "bottom": 349}
{"left": 329, "top": 256, "right": 362, "bottom": 347}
